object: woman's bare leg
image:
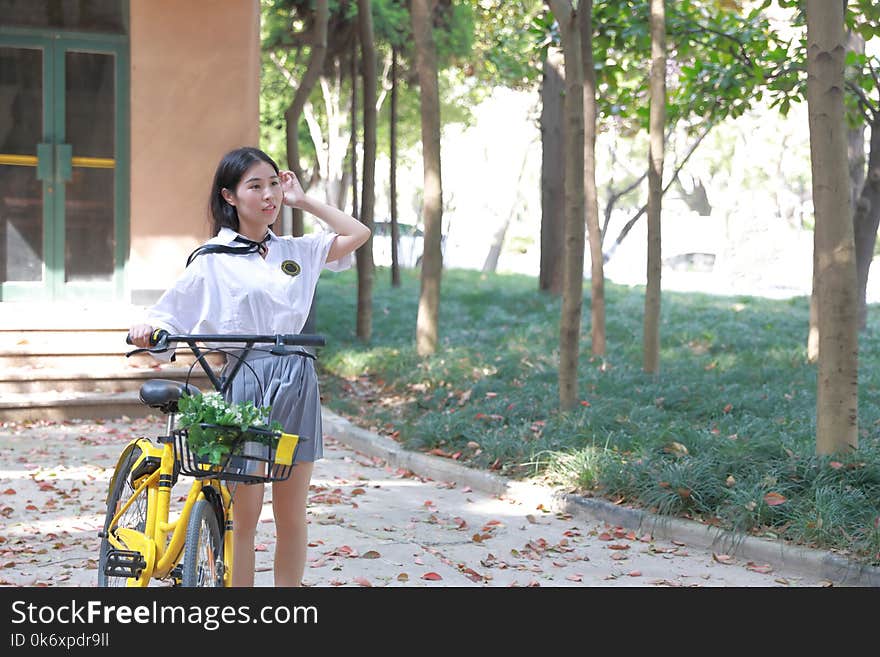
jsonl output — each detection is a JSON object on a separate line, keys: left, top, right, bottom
{"left": 230, "top": 482, "right": 264, "bottom": 587}
{"left": 271, "top": 461, "right": 314, "bottom": 587}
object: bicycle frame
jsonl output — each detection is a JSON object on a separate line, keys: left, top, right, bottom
{"left": 104, "top": 415, "right": 235, "bottom": 587}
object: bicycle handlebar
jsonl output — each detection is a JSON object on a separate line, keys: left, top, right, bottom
{"left": 125, "top": 329, "right": 326, "bottom": 351}
{"left": 125, "top": 329, "right": 326, "bottom": 395}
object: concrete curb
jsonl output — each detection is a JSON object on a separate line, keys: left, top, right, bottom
{"left": 322, "top": 409, "right": 880, "bottom": 587}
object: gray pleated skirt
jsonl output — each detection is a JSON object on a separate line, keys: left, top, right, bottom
{"left": 221, "top": 348, "right": 323, "bottom": 463}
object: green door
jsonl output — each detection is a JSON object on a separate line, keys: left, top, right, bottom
{"left": 0, "top": 31, "right": 128, "bottom": 301}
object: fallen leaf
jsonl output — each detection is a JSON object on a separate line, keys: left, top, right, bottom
{"left": 421, "top": 572, "right": 442, "bottom": 581}
{"left": 764, "top": 492, "right": 787, "bottom": 506}
{"left": 459, "top": 566, "right": 483, "bottom": 582}
{"left": 712, "top": 553, "right": 735, "bottom": 564}
{"left": 746, "top": 562, "right": 774, "bottom": 574}
{"left": 361, "top": 550, "right": 381, "bottom": 559}
{"left": 664, "top": 441, "right": 689, "bottom": 456}
{"left": 353, "top": 577, "right": 372, "bottom": 587}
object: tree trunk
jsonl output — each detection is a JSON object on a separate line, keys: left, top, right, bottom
{"left": 808, "top": 254, "right": 819, "bottom": 362}
{"left": 350, "top": 48, "right": 359, "bottom": 222}
{"left": 853, "top": 117, "right": 880, "bottom": 330}
{"left": 547, "top": 0, "right": 585, "bottom": 411}
{"left": 643, "top": 0, "right": 665, "bottom": 375}
{"left": 390, "top": 46, "right": 401, "bottom": 288}
{"left": 283, "top": 0, "right": 328, "bottom": 237}
{"left": 845, "top": 31, "right": 872, "bottom": 331}
{"left": 483, "top": 145, "right": 530, "bottom": 273}
{"left": 806, "top": 0, "right": 858, "bottom": 455}
{"left": 356, "top": 0, "right": 377, "bottom": 343}
{"left": 580, "top": 1, "right": 605, "bottom": 357}
{"left": 318, "top": 63, "right": 352, "bottom": 211}
{"left": 540, "top": 47, "right": 565, "bottom": 295}
{"left": 412, "top": 0, "right": 443, "bottom": 356}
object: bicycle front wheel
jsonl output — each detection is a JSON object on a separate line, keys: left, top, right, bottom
{"left": 98, "top": 445, "right": 148, "bottom": 587}
{"left": 181, "top": 498, "right": 225, "bottom": 587}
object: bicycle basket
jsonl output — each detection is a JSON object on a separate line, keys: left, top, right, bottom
{"left": 172, "top": 423, "right": 303, "bottom": 484}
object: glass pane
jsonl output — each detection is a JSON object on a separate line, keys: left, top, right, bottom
{"left": 0, "top": 0, "right": 126, "bottom": 34}
{"left": 66, "top": 50, "right": 114, "bottom": 157}
{"left": 65, "top": 50, "right": 114, "bottom": 282}
{"left": 65, "top": 167, "right": 113, "bottom": 281}
{"left": 0, "top": 47, "right": 43, "bottom": 283}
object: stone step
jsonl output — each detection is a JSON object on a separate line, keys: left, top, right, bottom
{"left": 0, "top": 391, "right": 159, "bottom": 422}
{"left": 0, "top": 328, "right": 130, "bottom": 350}
{"left": 0, "top": 302, "right": 144, "bottom": 331}
{"left": 0, "top": 350, "right": 226, "bottom": 370}
{"left": 0, "top": 303, "right": 282, "bottom": 420}
{"left": 0, "top": 367, "right": 213, "bottom": 395}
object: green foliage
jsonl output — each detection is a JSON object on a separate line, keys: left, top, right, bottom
{"left": 538, "top": 0, "right": 878, "bottom": 139}
{"left": 465, "top": 0, "right": 546, "bottom": 89}
{"left": 177, "top": 392, "right": 281, "bottom": 464}
{"left": 314, "top": 267, "right": 880, "bottom": 564}
{"left": 259, "top": 0, "right": 486, "bottom": 169}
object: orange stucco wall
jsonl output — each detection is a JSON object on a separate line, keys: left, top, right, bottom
{"left": 128, "top": 0, "right": 260, "bottom": 301}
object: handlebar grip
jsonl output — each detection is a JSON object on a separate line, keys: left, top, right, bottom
{"left": 287, "top": 334, "right": 326, "bottom": 347}
{"left": 125, "top": 328, "right": 169, "bottom": 346}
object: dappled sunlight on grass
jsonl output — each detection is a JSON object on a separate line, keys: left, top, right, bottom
{"left": 314, "top": 268, "right": 880, "bottom": 563}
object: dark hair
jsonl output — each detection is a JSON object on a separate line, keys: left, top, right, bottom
{"left": 208, "top": 146, "right": 280, "bottom": 235}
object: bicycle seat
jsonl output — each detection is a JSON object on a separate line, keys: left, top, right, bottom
{"left": 139, "top": 379, "right": 202, "bottom": 414}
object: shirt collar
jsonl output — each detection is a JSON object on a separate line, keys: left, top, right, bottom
{"left": 217, "top": 226, "right": 277, "bottom": 246}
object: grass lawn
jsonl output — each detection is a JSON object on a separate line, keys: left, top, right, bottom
{"left": 313, "top": 266, "right": 880, "bottom": 565}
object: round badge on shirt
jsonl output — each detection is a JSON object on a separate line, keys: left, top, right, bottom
{"left": 281, "top": 260, "right": 301, "bottom": 277}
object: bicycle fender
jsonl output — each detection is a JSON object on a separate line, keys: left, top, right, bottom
{"left": 200, "top": 485, "right": 226, "bottom": 529}
{"left": 106, "top": 438, "right": 160, "bottom": 504}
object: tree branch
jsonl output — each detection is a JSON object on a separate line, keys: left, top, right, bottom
{"left": 605, "top": 120, "right": 713, "bottom": 260}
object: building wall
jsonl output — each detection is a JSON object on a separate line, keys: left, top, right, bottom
{"left": 128, "top": 0, "right": 260, "bottom": 303}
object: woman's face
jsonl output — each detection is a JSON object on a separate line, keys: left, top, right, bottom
{"left": 223, "top": 160, "right": 282, "bottom": 230}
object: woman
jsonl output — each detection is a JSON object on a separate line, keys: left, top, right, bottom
{"left": 129, "top": 146, "right": 370, "bottom": 586}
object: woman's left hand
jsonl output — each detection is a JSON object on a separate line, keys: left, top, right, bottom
{"left": 280, "top": 170, "right": 306, "bottom": 208}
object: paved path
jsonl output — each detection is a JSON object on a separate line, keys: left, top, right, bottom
{"left": 0, "top": 415, "right": 834, "bottom": 588}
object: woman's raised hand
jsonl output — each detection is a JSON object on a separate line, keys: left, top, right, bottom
{"left": 280, "top": 170, "right": 306, "bottom": 208}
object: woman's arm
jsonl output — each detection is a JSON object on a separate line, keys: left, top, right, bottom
{"left": 280, "top": 170, "right": 370, "bottom": 263}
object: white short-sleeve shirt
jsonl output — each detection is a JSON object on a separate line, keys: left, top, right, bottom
{"left": 144, "top": 227, "right": 350, "bottom": 349}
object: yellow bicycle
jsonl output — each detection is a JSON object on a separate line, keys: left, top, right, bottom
{"left": 97, "top": 330, "right": 323, "bottom": 587}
